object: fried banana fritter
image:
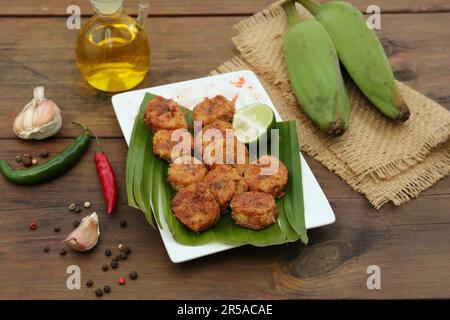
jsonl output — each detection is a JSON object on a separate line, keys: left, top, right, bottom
{"left": 193, "top": 95, "right": 235, "bottom": 125}
{"left": 244, "top": 155, "right": 288, "bottom": 198}
{"left": 144, "top": 96, "right": 188, "bottom": 132}
{"left": 194, "top": 120, "right": 234, "bottom": 154}
{"left": 171, "top": 182, "right": 220, "bottom": 233}
{"left": 202, "top": 137, "right": 249, "bottom": 174}
{"left": 230, "top": 191, "right": 278, "bottom": 230}
{"left": 152, "top": 129, "right": 193, "bottom": 163}
{"left": 167, "top": 156, "right": 209, "bottom": 191}
{"left": 202, "top": 165, "right": 248, "bottom": 211}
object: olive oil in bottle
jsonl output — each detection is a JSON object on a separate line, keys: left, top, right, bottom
{"left": 76, "top": 0, "right": 150, "bottom": 92}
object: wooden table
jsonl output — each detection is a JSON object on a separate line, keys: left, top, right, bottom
{"left": 0, "top": 0, "right": 449, "bottom": 300}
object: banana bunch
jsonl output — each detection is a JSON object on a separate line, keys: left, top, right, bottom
{"left": 283, "top": 0, "right": 410, "bottom": 136}
{"left": 282, "top": 1, "right": 350, "bottom": 136}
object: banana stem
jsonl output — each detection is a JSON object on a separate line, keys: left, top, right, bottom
{"left": 296, "top": 0, "right": 320, "bottom": 14}
{"left": 282, "top": 1, "right": 302, "bottom": 27}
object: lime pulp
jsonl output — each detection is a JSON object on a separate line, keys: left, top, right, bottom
{"left": 232, "top": 103, "right": 276, "bottom": 144}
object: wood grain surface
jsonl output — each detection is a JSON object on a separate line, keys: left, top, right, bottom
{"left": 0, "top": 1, "right": 449, "bottom": 299}
{"left": 0, "top": 14, "right": 449, "bottom": 139}
{"left": 1, "top": 0, "right": 449, "bottom": 16}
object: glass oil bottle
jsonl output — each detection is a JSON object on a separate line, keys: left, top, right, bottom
{"left": 76, "top": 0, "right": 150, "bottom": 92}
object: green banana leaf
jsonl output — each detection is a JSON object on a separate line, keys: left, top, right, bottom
{"left": 126, "top": 92, "right": 308, "bottom": 246}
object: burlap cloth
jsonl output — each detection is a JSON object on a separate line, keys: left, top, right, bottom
{"left": 211, "top": 1, "right": 450, "bottom": 209}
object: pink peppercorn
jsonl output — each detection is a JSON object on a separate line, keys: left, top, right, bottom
{"left": 29, "top": 222, "right": 37, "bottom": 231}
{"left": 118, "top": 277, "right": 126, "bottom": 285}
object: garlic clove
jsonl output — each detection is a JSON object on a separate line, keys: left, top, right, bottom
{"left": 12, "top": 86, "right": 62, "bottom": 140}
{"left": 33, "top": 99, "right": 57, "bottom": 127}
{"left": 64, "top": 212, "right": 100, "bottom": 252}
{"left": 21, "top": 103, "right": 37, "bottom": 131}
{"left": 12, "top": 108, "right": 26, "bottom": 135}
{"left": 33, "top": 110, "right": 62, "bottom": 140}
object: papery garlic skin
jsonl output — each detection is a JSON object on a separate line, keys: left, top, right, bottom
{"left": 64, "top": 212, "right": 100, "bottom": 252}
{"left": 13, "top": 86, "right": 62, "bottom": 140}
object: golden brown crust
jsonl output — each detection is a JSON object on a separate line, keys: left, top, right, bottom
{"left": 171, "top": 182, "right": 220, "bottom": 233}
{"left": 234, "top": 175, "right": 249, "bottom": 196}
{"left": 144, "top": 96, "right": 188, "bottom": 132}
{"left": 152, "top": 129, "right": 193, "bottom": 163}
{"left": 230, "top": 191, "right": 278, "bottom": 230}
{"left": 202, "top": 165, "right": 248, "bottom": 211}
{"left": 193, "top": 95, "right": 235, "bottom": 125}
{"left": 202, "top": 137, "right": 249, "bottom": 174}
{"left": 202, "top": 120, "right": 234, "bottom": 133}
{"left": 244, "top": 155, "right": 288, "bottom": 198}
{"left": 167, "top": 156, "right": 209, "bottom": 191}
{"left": 194, "top": 120, "right": 234, "bottom": 154}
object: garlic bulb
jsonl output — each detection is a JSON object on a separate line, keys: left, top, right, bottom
{"left": 64, "top": 212, "right": 100, "bottom": 252}
{"left": 13, "top": 86, "right": 62, "bottom": 140}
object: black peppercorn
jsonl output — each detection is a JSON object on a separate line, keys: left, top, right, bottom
{"left": 54, "top": 227, "right": 61, "bottom": 233}
{"left": 103, "top": 285, "right": 111, "bottom": 294}
{"left": 59, "top": 248, "right": 67, "bottom": 256}
{"left": 120, "top": 245, "right": 131, "bottom": 255}
{"left": 105, "top": 249, "right": 112, "bottom": 257}
{"left": 112, "top": 255, "right": 120, "bottom": 262}
{"left": 43, "top": 246, "right": 50, "bottom": 253}
{"left": 73, "top": 220, "right": 80, "bottom": 228}
{"left": 129, "top": 271, "right": 138, "bottom": 280}
{"left": 119, "top": 220, "right": 127, "bottom": 228}
{"left": 119, "top": 253, "right": 128, "bottom": 260}
{"left": 110, "top": 260, "right": 118, "bottom": 269}
{"left": 86, "top": 280, "right": 94, "bottom": 288}
{"left": 95, "top": 289, "right": 103, "bottom": 297}
{"left": 22, "top": 157, "right": 32, "bottom": 167}
{"left": 39, "top": 149, "right": 49, "bottom": 158}
{"left": 102, "top": 264, "right": 109, "bottom": 272}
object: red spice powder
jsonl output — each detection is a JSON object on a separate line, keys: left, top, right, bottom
{"left": 231, "top": 76, "right": 246, "bottom": 88}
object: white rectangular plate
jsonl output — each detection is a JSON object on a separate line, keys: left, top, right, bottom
{"left": 112, "top": 70, "right": 335, "bottom": 263}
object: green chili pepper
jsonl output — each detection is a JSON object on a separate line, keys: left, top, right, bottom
{"left": 0, "top": 122, "right": 90, "bottom": 185}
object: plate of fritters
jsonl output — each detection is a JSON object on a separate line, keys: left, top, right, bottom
{"left": 112, "top": 70, "right": 335, "bottom": 263}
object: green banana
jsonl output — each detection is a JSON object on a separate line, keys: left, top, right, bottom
{"left": 297, "top": 0, "right": 410, "bottom": 122}
{"left": 282, "top": 1, "right": 350, "bottom": 136}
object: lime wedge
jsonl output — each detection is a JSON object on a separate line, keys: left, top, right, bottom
{"left": 233, "top": 103, "right": 276, "bottom": 144}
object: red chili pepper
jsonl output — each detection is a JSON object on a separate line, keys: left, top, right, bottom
{"left": 93, "top": 133, "right": 118, "bottom": 214}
